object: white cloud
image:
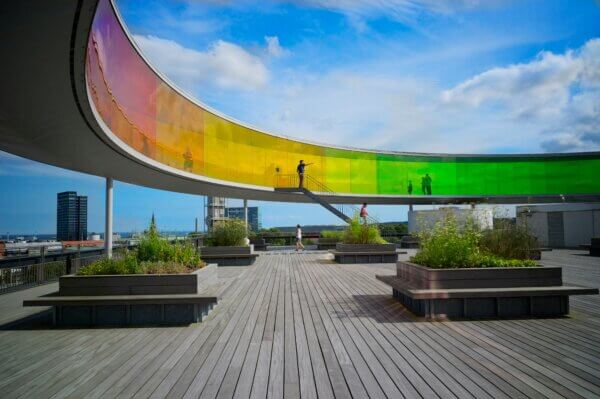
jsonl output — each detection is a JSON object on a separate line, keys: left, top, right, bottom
{"left": 240, "top": 71, "right": 490, "bottom": 153}
{"left": 442, "top": 38, "right": 600, "bottom": 152}
{"left": 441, "top": 50, "right": 581, "bottom": 118}
{"left": 265, "top": 36, "right": 289, "bottom": 57}
{"left": 292, "top": 0, "right": 481, "bottom": 18}
{"left": 286, "top": 0, "right": 499, "bottom": 24}
{"left": 133, "top": 35, "right": 269, "bottom": 91}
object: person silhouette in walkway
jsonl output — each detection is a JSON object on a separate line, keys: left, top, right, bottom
{"left": 297, "top": 160, "right": 313, "bottom": 189}
{"left": 183, "top": 147, "right": 193, "bottom": 171}
{"left": 421, "top": 175, "right": 427, "bottom": 195}
{"left": 424, "top": 173, "right": 432, "bottom": 195}
{"left": 407, "top": 180, "right": 413, "bottom": 195}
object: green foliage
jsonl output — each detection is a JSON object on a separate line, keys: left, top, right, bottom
{"left": 379, "top": 223, "right": 408, "bottom": 236}
{"left": 268, "top": 238, "right": 286, "bottom": 246}
{"left": 320, "top": 230, "right": 344, "bottom": 240}
{"left": 480, "top": 219, "right": 539, "bottom": 260}
{"left": 411, "top": 214, "right": 536, "bottom": 269}
{"left": 137, "top": 229, "right": 174, "bottom": 262}
{"left": 259, "top": 227, "right": 281, "bottom": 234}
{"left": 342, "top": 217, "right": 386, "bottom": 244}
{"left": 138, "top": 261, "right": 192, "bottom": 274}
{"left": 77, "top": 216, "right": 204, "bottom": 275}
{"left": 77, "top": 251, "right": 141, "bottom": 275}
{"left": 208, "top": 219, "right": 247, "bottom": 247}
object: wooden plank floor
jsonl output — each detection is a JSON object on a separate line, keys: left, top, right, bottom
{"left": 0, "top": 249, "right": 599, "bottom": 398}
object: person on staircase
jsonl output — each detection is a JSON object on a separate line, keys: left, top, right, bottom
{"left": 360, "top": 203, "right": 369, "bottom": 225}
{"left": 297, "top": 160, "right": 313, "bottom": 189}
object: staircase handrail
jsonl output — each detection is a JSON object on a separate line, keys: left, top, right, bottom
{"left": 275, "top": 173, "right": 379, "bottom": 225}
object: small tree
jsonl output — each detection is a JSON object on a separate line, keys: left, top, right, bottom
{"left": 209, "top": 219, "right": 248, "bottom": 246}
{"left": 342, "top": 216, "right": 386, "bottom": 244}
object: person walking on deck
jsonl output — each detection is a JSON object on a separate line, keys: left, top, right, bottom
{"left": 295, "top": 224, "right": 305, "bottom": 252}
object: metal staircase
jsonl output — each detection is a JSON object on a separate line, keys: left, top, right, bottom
{"left": 275, "top": 174, "right": 379, "bottom": 225}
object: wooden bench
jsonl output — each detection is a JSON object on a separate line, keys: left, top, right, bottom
{"left": 200, "top": 246, "right": 259, "bottom": 266}
{"left": 377, "top": 274, "right": 598, "bottom": 319}
{"left": 24, "top": 293, "right": 217, "bottom": 326}
{"left": 330, "top": 250, "right": 407, "bottom": 264}
{"left": 199, "top": 253, "right": 259, "bottom": 266}
{"left": 330, "top": 244, "right": 406, "bottom": 264}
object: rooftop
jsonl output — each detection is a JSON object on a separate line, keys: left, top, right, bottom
{"left": 1, "top": 249, "right": 599, "bottom": 397}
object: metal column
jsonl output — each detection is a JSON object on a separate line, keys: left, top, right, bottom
{"left": 243, "top": 199, "right": 248, "bottom": 232}
{"left": 105, "top": 177, "right": 113, "bottom": 258}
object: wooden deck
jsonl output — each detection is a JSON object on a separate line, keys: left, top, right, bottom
{"left": 1, "top": 249, "right": 599, "bottom": 398}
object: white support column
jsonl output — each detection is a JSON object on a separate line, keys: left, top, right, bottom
{"left": 105, "top": 177, "right": 113, "bottom": 258}
{"left": 243, "top": 199, "right": 249, "bottom": 232}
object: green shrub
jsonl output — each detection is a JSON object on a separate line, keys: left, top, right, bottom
{"left": 342, "top": 217, "right": 386, "bottom": 244}
{"left": 77, "top": 251, "right": 141, "bottom": 275}
{"left": 411, "top": 214, "right": 536, "bottom": 269}
{"left": 209, "top": 219, "right": 247, "bottom": 247}
{"left": 268, "top": 238, "right": 286, "bottom": 246}
{"left": 78, "top": 217, "right": 204, "bottom": 275}
{"left": 137, "top": 230, "right": 175, "bottom": 262}
{"left": 480, "top": 219, "right": 539, "bottom": 260}
{"left": 379, "top": 223, "right": 408, "bottom": 236}
{"left": 138, "top": 261, "right": 193, "bottom": 274}
{"left": 320, "top": 230, "right": 344, "bottom": 240}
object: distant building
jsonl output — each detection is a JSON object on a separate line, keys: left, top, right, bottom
{"left": 206, "top": 196, "right": 226, "bottom": 231}
{"left": 57, "top": 191, "right": 87, "bottom": 241}
{"left": 226, "top": 206, "right": 261, "bottom": 232}
{"left": 517, "top": 204, "right": 600, "bottom": 248}
{"left": 408, "top": 207, "right": 493, "bottom": 234}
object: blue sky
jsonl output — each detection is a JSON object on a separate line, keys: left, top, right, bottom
{"left": 1, "top": 0, "right": 599, "bottom": 235}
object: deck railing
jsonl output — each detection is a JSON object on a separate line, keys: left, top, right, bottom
{"left": 0, "top": 251, "right": 115, "bottom": 295}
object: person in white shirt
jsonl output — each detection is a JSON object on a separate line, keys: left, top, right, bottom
{"left": 296, "top": 224, "right": 305, "bottom": 252}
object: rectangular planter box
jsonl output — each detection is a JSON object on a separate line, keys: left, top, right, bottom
{"left": 250, "top": 238, "right": 267, "bottom": 251}
{"left": 332, "top": 243, "right": 398, "bottom": 264}
{"left": 25, "top": 264, "right": 220, "bottom": 326}
{"left": 396, "top": 261, "right": 561, "bottom": 290}
{"left": 200, "top": 246, "right": 253, "bottom": 255}
{"left": 400, "top": 236, "right": 419, "bottom": 249}
{"left": 59, "top": 264, "right": 217, "bottom": 296}
{"left": 200, "top": 246, "right": 258, "bottom": 266}
{"left": 335, "top": 243, "right": 397, "bottom": 253}
{"left": 53, "top": 301, "right": 216, "bottom": 327}
{"left": 391, "top": 288, "right": 571, "bottom": 319}
{"left": 317, "top": 238, "right": 340, "bottom": 250}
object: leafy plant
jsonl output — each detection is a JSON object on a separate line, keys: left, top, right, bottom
{"left": 77, "top": 251, "right": 141, "bottom": 275}
{"left": 208, "top": 219, "right": 247, "bottom": 247}
{"left": 480, "top": 219, "right": 539, "bottom": 260}
{"left": 411, "top": 213, "right": 536, "bottom": 269}
{"left": 320, "top": 230, "right": 344, "bottom": 240}
{"left": 77, "top": 216, "right": 204, "bottom": 275}
{"left": 342, "top": 217, "right": 386, "bottom": 244}
{"left": 379, "top": 223, "right": 408, "bottom": 236}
